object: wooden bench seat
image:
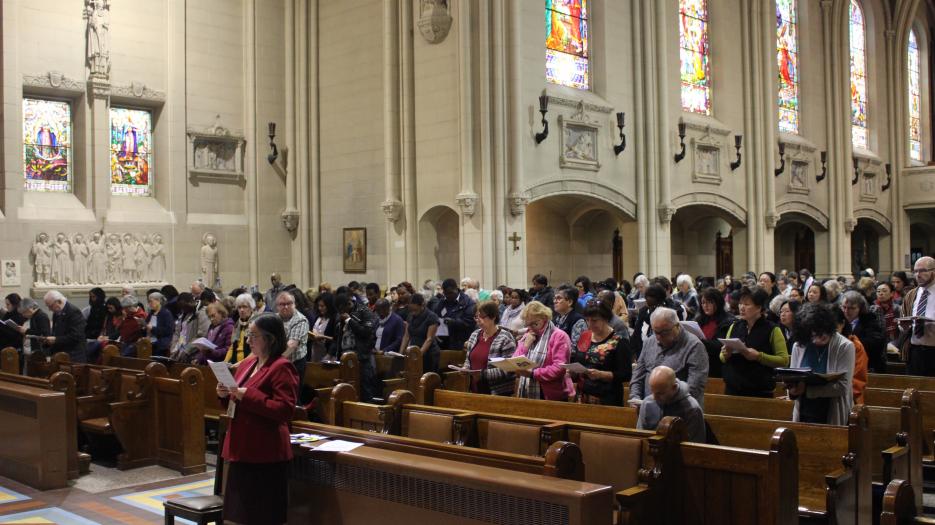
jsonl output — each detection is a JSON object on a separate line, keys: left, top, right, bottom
{"left": 0, "top": 381, "right": 68, "bottom": 490}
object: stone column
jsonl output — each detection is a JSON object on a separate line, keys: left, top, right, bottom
{"left": 401, "top": 0, "right": 419, "bottom": 279}
{"left": 308, "top": 0, "right": 322, "bottom": 283}
{"left": 244, "top": 0, "right": 259, "bottom": 285}
{"left": 457, "top": 0, "right": 483, "bottom": 283}
{"left": 88, "top": 80, "right": 111, "bottom": 220}
{"left": 382, "top": 0, "right": 406, "bottom": 286}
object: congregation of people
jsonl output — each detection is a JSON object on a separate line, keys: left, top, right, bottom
{"left": 3, "top": 257, "right": 935, "bottom": 441}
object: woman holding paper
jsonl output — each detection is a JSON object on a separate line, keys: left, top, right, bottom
{"left": 570, "top": 303, "right": 629, "bottom": 405}
{"left": 193, "top": 303, "right": 233, "bottom": 364}
{"left": 787, "top": 303, "right": 854, "bottom": 425}
{"left": 694, "top": 288, "right": 734, "bottom": 378}
{"left": 512, "top": 301, "right": 575, "bottom": 401}
{"left": 719, "top": 287, "right": 789, "bottom": 397}
{"left": 217, "top": 313, "right": 298, "bottom": 525}
{"left": 460, "top": 301, "right": 516, "bottom": 395}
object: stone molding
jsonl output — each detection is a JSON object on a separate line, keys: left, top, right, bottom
{"left": 111, "top": 81, "right": 166, "bottom": 102}
{"left": 509, "top": 193, "right": 529, "bottom": 216}
{"left": 455, "top": 192, "right": 478, "bottom": 217}
{"left": 23, "top": 71, "right": 86, "bottom": 94}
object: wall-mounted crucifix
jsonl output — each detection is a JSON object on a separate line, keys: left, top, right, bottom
{"left": 508, "top": 232, "right": 522, "bottom": 252}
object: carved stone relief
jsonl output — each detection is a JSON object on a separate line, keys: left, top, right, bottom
{"left": 111, "top": 82, "right": 166, "bottom": 101}
{"left": 31, "top": 231, "right": 167, "bottom": 286}
{"left": 84, "top": 0, "right": 110, "bottom": 80}
{"left": 23, "top": 72, "right": 86, "bottom": 94}
{"left": 860, "top": 170, "right": 877, "bottom": 203}
{"left": 418, "top": 0, "right": 452, "bottom": 44}
{"left": 187, "top": 116, "right": 247, "bottom": 186}
{"left": 558, "top": 101, "right": 601, "bottom": 171}
{"left": 692, "top": 143, "right": 721, "bottom": 184}
{"left": 200, "top": 233, "right": 219, "bottom": 288}
{"left": 788, "top": 160, "right": 810, "bottom": 195}
{"left": 456, "top": 192, "right": 479, "bottom": 217}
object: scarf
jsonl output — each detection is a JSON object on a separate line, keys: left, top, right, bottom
{"left": 517, "top": 321, "right": 555, "bottom": 400}
{"left": 501, "top": 305, "right": 523, "bottom": 328}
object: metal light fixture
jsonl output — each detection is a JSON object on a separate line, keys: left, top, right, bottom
{"left": 267, "top": 122, "right": 279, "bottom": 165}
{"left": 774, "top": 142, "right": 786, "bottom": 177}
{"left": 613, "top": 112, "right": 627, "bottom": 156}
{"left": 674, "top": 122, "right": 687, "bottom": 163}
{"left": 729, "top": 134, "right": 743, "bottom": 171}
{"left": 882, "top": 163, "right": 892, "bottom": 191}
{"left": 852, "top": 157, "right": 860, "bottom": 185}
{"left": 816, "top": 151, "right": 827, "bottom": 183}
{"left": 534, "top": 92, "right": 549, "bottom": 144}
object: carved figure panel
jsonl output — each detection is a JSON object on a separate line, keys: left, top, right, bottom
{"left": 187, "top": 116, "right": 246, "bottom": 186}
{"left": 31, "top": 231, "right": 167, "bottom": 286}
{"left": 691, "top": 139, "right": 722, "bottom": 184}
{"left": 788, "top": 160, "right": 809, "bottom": 195}
{"left": 558, "top": 102, "right": 601, "bottom": 171}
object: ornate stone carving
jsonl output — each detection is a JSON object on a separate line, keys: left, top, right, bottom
{"left": 23, "top": 72, "right": 85, "bottom": 93}
{"left": 200, "top": 233, "right": 219, "bottom": 288}
{"left": 547, "top": 95, "right": 613, "bottom": 115}
{"left": 692, "top": 142, "right": 721, "bottom": 184}
{"left": 765, "top": 212, "right": 779, "bottom": 230}
{"left": 111, "top": 82, "right": 166, "bottom": 101}
{"left": 456, "top": 192, "right": 479, "bottom": 217}
{"left": 84, "top": 0, "right": 111, "bottom": 80}
{"left": 381, "top": 199, "right": 403, "bottom": 222}
{"left": 281, "top": 210, "right": 300, "bottom": 233}
{"left": 558, "top": 101, "right": 601, "bottom": 172}
{"left": 844, "top": 218, "right": 857, "bottom": 233}
{"left": 30, "top": 231, "right": 167, "bottom": 286}
{"left": 788, "top": 160, "right": 810, "bottom": 195}
{"left": 657, "top": 204, "right": 676, "bottom": 224}
{"left": 417, "top": 0, "right": 452, "bottom": 44}
{"left": 509, "top": 193, "right": 529, "bottom": 216}
{"left": 187, "top": 116, "right": 247, "bottom": 186}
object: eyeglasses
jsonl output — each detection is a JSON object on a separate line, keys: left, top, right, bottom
{"left": 276, "top": 302, "right": 294, "bottom": 307}
{"left": 914, "top": 268, "right": 935, "bottom": 275}
{"left": 654, "top": 326, "right": 677, "bottom": 337}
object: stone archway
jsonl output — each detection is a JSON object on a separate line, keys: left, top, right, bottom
{"left": 851, "top": 218, "right": 889, "bottom": 277}
{"left": 670, "top": 204, "right": 746, "bottom": 278}
{"left": 418, "top": 205, "right": 460, "bottom": 282}
{"left": 525, "top": 194, "right": 637, "bottom": 286}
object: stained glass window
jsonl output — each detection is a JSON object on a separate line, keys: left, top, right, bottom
{"left": 849, "top": 0, "right": 868, "bottom": 150}
{"left": 777, "top": 0, "right": 799, "bottom": 134}
{"left": 110, "top": 107, "right": 153, "bottom": 197}
{"left": 909, "top": 29, "right": 922, "bottom": 161}
{"left": 23, "top": 98, "right": 72, "bottom": 193}
{"left": 680, "top": 0, "right": 711, "bottom": 114}
{"left": 545, "top": 0, "right": 589, "bottom": 90}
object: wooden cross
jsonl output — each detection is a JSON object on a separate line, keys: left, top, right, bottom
{"left": 508, "top": 232, "right": 522, "bottom": 252}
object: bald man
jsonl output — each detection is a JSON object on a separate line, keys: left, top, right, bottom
{"left": 901, "top": 256, "right": 935, "bottom": 375}
{"left": 636, "top": 365, "right": 705, "bottom": 442}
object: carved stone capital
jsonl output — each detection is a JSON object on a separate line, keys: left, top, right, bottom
{"left": 509, "top": 194, "right": 529, "bottom": 216}
{"left": 455, "top": 192, "right": 479, "bottom": 217}
{"left": 381, "top": 199, "right": 403, "bottom": 223}
{"left": 417, "top": 0, "right": 452, "bottom": 44}
{"left": 88, "top": 77, "right": 111, "bottom": 98}
{"left": 281, "top": 210, "right": 300, "bottom": 233}
{"left": 844, "top": 217, "right": 857, "bottom": 233}
{"left": 657, "top": 204, "right": 676, "bottom": 224}
{"left": 765, "top": 212, "right": 779, "bottom": 230}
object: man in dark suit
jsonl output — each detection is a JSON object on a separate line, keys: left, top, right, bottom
{"left": 43, "top": 290, "right": 87, "bottom": 363}
{"left": 432, "top": 278, "right": 476, "bottom": 351}
{"left": 374, "top": 299, "right": 404, "bottom": 354}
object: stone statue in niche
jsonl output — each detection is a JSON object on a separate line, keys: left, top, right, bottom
{"left": 149, "top": 234, "right": 167, "bottom": 282}
{"left": 83, "top": 0, "right": 111, "bottom": 78}
{"left": 200, "top": 233, "right": 219, "bottom": 288}
{"left": 72, "top": 234, "right": 89, "bottom": 285}
{"left": 52, "top": 233, "right": 72, "bottom": 285}
{"left": 31, "top": 233, "right": 52, "bottom": 284}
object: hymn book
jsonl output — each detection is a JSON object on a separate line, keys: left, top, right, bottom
{"left": 489, "top": 356, "right": 537, "bottom": 372}
{"left": 774, "top": 367, "right": 846, "bottom": 385}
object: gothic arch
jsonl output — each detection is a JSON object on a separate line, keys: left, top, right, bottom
{"left": 854, "top": 207, "right": 892, "bottom": 233}
{"left": 775, "top": 200, "right": 830, "bottom": 231}
{"left": 670, "top": 192, "right": 746, "bottom": 227}
{"left": 525, "top": 179, "right": 638, "bottom": 220}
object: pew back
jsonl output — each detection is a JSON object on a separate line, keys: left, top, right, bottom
{"left": 0, "top": 381, "right": 68, "bottom": 489}
{"left": 433, "top": 389, "right": 638, "bottom": 428}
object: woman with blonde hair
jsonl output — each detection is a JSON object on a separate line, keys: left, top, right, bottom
{"left": 511, "top": 301, "right": 575, "bottom": 401}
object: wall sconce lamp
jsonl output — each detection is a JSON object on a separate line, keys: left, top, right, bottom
{"left": 534, "top": 92, "right": 549, "bottom": 144}
{"left": 882, "top": 163, "right": 892, "bottom": 191}
{"left": 852, "top": 157, "right": 860, "bottom": 185}
{"left": 267, "top": 122, "right": 279, "bottom": 165}
{"left": 774, "top": 142, "right": 786, "bottom": 177}
{"left": 613, "top": 112, "right": 627, "bottom": 156}
{"left": 816, "top": 151, "right": 827, "bottom": 183}
{"left": 674, "top": 122, "right": 687, "bottom": 163}
{"left": 729, "top": 134, "right": 743, "bottom": 171}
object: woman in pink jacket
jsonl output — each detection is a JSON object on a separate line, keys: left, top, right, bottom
{"left": 513, "top": 301, "right": 575, "bottom": 401}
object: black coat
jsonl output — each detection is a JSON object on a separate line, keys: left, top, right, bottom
{"left": 530, "top": 287, "right": 555, "bottom": 310}
{"left": 0, "top": 310, "right": 25, "bottom": 350}
{"left": 51, "top": 302, "right": 87, "bottom": 363}
{"left": 847, "top": 311, "right": 887, "bottom": 373}
{"left": 432, "top": 294, "right": 477, "bottom": 351}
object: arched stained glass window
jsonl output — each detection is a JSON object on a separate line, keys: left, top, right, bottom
{"left": 909, "top": 29, "right": 922, "bottom": 161}
{"left": 849, "top": 0, "right": 869, "bottom": 150}
{"left": 777, "top": 0, "right": 799, "bottom": 134}
{"left": 545, "top": 0, "right": 589, "bottom": 90}
{"left": 110, "top": 107, "right": 153, "bottom": 197}
{"left": 23, "top": 98, "right": 72, "bottom": 193}
{"left": 680, "top": 0, "right": 711, "bottom": 114}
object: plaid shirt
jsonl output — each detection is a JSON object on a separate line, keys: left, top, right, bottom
{"left": 281, "top": 310, "right": 309, "bottom": 361}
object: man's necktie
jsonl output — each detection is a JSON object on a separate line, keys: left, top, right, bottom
{"left": 915, "top": 289, "right": 929, "bottom": 338}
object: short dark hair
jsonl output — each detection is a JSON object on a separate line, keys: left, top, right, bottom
{"left": 397, "top": 281, "right": 415, "bottom": 294}
{"left": 442, "top": 278, "right": 458, "bottom": 291}
{"left": 177, "top": 292, "right": 195, "bottom": 305}
{"left": 410, "top": 293, "right": 425, "bottom": 306}
{"left": 759, "top": 272, "right": 776, "bottom": 284}
{"left": 597, "top": 290, "right": 616, "bottom": 311}
{"left": 645, "top": 284, "right": 667, "bottom": 302}
{"left": 556, "top": 287, "right": 578, "bottom": 303}
{"left": 575, "top": 276, "right": 593, "bottom": 292}
{"left": 365, "top": 282, "right": 380, "bottom": 294}
{"left": 476, "top": 301, "right": 500, "bottom": 323}
{"left": 652, "top": 276, "right": 672, "bottom": 292}
{"left": 105, "top": 296, "right": 122, "bottom": 311}
{"left": 807, "top": 283, "right": 828, "bottom": 302}
{"left": 793, "top": 303, "right": 838, "bottom": 343}
{"left": 253, "top": 313, "right": 288, "bottom": 360}
{"left": 892, "top": 271, "right": 910, "bottom": 284}
{"left": 532, "top": 274, "right": 548, "bottom": 286}
{"left": 348, "top": 281, "right": 361, "bottom": 291}
{"left": 334, "top": 293, "right": 353, "bottom": 312}
{"left": 583, "top": 302, "right": 613, "bottom": 322}
{"left": 161, "top": 285, "right": 179, "bottom": 300}
{"left": 200, "top": 289, "right": 217, "bottom": 304}
{"left": 877, "top": 281, "right": 894, "bottom": 293}
{"left": 739, "top": 286, "right": 770, "bottom": 310}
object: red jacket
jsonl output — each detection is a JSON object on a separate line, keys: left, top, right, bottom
{"left": 221, "top": 355, "right": 298, "bottom": 463}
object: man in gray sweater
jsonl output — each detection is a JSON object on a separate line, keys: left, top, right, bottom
{"left": 636, "top": 366, "right": 705, "bottom": 442}
{"left": 629, "top": 307, "right": 709, "bottom": 407}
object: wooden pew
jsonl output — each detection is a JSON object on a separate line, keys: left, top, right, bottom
{"left": 706, "top": 407, "right": 871, "bottom": 524}
{"left": 866, "top": 386, "right": 935, "bottom": 461}
{"left": 144, "top": 363, "right": 206, "bottom": 474}
{"left": 0, "top": 380, "right": 68, "bottom": 489}
{"left": 704, "top": 393, "right": 795, "bottom": 421}
{"left": 288, "top": 431, "right": 613, "bottom": 525}
{"left": 304, "top": 351, "right": 360, "bottom": 392}
{"left": 376, "top": 347, "right": 423, "bottom": 400}
{"left": 0, "top": 370, "right": 83, "bottom": 479}
{"left": 869, "top": 373, "right": 935, "bottom": 392}
{"left": 1, "top": 346, "right": 18, "bottom": 374}
{"left": 880, "top": 479, "right": 935, "bottom": 525}
{"left": 863, "top": 388, "right": 926, "bottom": 514}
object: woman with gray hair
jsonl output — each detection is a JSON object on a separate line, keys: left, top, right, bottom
{"left": 841, "top": 290, "right": 887, "bottom": 372}
{"left": 146, "top": 292, "right": 174, "bottom": 357}
{"left": 224, "top": 293, "right": 259, "bottom": 364}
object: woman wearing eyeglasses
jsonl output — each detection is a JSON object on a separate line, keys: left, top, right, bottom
{"left": 460, "top": 301, "right": 516, "bottom": 395}
{"left": 511, "top": 301, "right": 575, "bottom": 401}
{"left": 217, "top": 313, "right": 298, "bottom": 525}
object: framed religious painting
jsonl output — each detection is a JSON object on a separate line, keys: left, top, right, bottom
{"left": 343, "top": 228, "right": 367, "bottom": 273}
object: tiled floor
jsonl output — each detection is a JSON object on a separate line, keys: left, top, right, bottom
{"left": 0, "top": 463, "right": 215, "bottom": 525}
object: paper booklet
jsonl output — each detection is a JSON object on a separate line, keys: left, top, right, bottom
{"left": 488, "top": 356, "right": 537, "bottom": 372}
{"left": 559, "top": 362, "right": 590, "bottom": 374}
{"left": 435, "top": 322, "right": 450, "bottom": 338}
{"left": 385, "top": 351, "right": 406, "bottom": 358}
{"left": 718, "top": 338, "right": 747, "bottom": 354}
{"left": 207, "top": 360, "right": 238, "bottom": 389}
{"left": 774, "top": 367, "right": 846, "bottom": 385}
{"left": 680, "top": 321, "right": 705, "bottom": 341}
{"left": 190, "top": 337, "right": 217, "bottom": 351}
{"left": 632, "top": 299, "right": 647, "bottom": 310}
{"left": 448, "top": 364, "right": 483, "bottom": 373}
{"left": 897, "top": 316, "right": 935, "bottom": 323}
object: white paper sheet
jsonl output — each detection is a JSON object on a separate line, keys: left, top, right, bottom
{"left": 312, "top": 440, "right": 364, "bottom": 452}
{"left": 560, "top": 362, "right": 590, "bottom": 374}
{"left": 680, "top": 321, "right": 705, "bottom": 341}
{"left": 385, "top": 351, "right": 406, "bottom": 358}
{"left": 208, "top": 361, "right": 238, "bottom": 389}
{"left": 718, "top": 338, "right": 747, "bottom": 353}
{"left": 435, "top": 322, "right": 449, "bottom": 337}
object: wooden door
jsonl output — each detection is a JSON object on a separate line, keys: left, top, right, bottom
{"left": 715, "top": 231, "right": 733, "bottom": 277}
{"left": 794, "top": 227, "right": 815, "bottom": 273}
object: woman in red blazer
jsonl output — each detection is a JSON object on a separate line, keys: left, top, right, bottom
{"left": 217, "top": 313, "right": 298, "bottom": 525}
